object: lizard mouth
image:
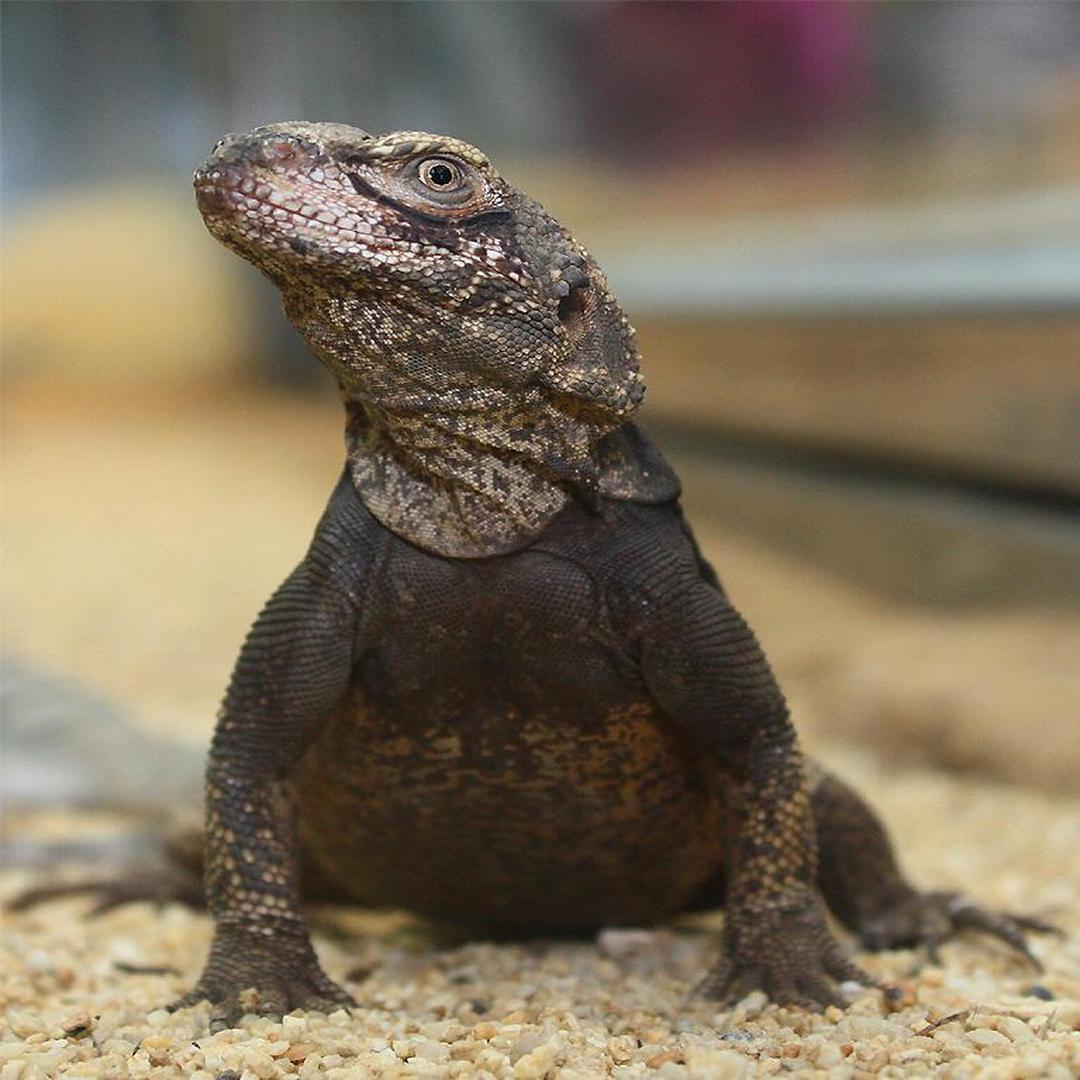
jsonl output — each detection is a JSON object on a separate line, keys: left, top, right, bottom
{"left": 194, "top": 172, "right": 385, "bottom": 248}
{"left": 192, "top": 127, "right": 395, "bottom": 264}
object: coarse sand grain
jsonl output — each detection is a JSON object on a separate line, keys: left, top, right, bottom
{"left": 4, "top": 751, "right": 1078, "bottom": 1079}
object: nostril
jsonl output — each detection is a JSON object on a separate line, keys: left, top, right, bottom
{"left": 211, "top": 132, "right": 244, "bottom": 157}
{"left": 194, "top": 182, "right": 229, "bottom": 215}
{"left": 263, "top": 137, "right": 302, "bottom": 163}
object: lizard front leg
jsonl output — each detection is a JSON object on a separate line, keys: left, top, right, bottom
{"left": 699, "top": 729, "right": 871, "bottom": 1007}
{"left": 637, "top": 579, "right": 872, "bottom": 1009}
{"left": 172, "top": 484, "right": 366, "bottom": 1028}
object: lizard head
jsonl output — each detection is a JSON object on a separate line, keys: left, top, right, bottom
{"left": 194, "top": 122, "right": 661, "bottom": 556}
{"left": 194, "top": 122, "right": 644, "bottom": 425}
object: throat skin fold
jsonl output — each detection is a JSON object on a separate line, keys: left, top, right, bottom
{"left": 344, "top": 394, "right": 579, "bottom": 559}
{"left": 283, "top": 284, "right": 673, "bottom": 559}
{"left": 337, "top": 358, "right": 682, "bottom": 558}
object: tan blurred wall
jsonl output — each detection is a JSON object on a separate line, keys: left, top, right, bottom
{"left": 2, "top": 187, "right": 257, "bottom": 385}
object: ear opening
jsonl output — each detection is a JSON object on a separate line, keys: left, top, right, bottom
{"left": 557, "top": 282, "right": 589, "bottom": 334}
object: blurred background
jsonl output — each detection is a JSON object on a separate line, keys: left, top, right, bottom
{"left": 3, "top": 1, "right": 1079, "bottom": 837}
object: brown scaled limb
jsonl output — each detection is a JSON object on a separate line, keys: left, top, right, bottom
{"left": 810, "top": 766, "right": 1058, "bottom": 973}
{"left": 696, "top": 892, "right": 877, "bottom": 1009}
{"left": 8, "top": 827, "right": 204, "bottom": 915}
{"left": 8, "top": 860, "right": 204, "bottom": 916}
{"left": 857, "top": 889, "right": 1060, "bottom": 971}
{"left": 169, "top": 926, "right": 354, "bottom": 1032}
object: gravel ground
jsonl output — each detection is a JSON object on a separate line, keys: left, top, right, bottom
{"left": 4, "top": 752, "right": 1079, "bottom": 1079}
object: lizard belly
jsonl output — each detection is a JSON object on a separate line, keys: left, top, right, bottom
{"left": 294, "top": 685, "right": 728, "bottom": 929}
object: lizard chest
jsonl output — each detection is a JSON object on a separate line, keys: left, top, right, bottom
{"left": 292, "top": 544, "right": 730, "bottom": 927}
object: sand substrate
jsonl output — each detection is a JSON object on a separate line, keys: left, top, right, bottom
{"left": 3, "top": 750, "right": 1079, "bottom": 1079}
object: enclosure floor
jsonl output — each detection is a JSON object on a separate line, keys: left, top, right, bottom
{"left": 3, "top": 750, "right": 1079, "bottom": 1079}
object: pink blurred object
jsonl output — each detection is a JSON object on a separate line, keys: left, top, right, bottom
{"left": 588, "top": 0, "right": 868, "bottom": 157}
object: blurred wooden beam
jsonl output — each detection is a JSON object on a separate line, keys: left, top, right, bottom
{"left": 635, "top": 313, "right": 1080, "bottom": 495}
{"left": 661, "top": 426, "right": 1080, "bottom": 609}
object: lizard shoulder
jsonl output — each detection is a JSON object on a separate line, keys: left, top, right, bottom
{"left": 596, "top": 422, "right": 681, "bottom": 506}
{"left": 303, "top": 469, "right": 386, "bottom": 610}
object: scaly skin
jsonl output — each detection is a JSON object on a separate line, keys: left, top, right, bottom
{"left": 165, "top": 123, "right": 1050, "bottom": 1028}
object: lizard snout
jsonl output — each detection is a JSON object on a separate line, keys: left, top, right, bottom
{"left": 199, "top": 129, "right": 321, "bottom": 174}
{"left": 193, "top": 129, "right": 323, "bottom": 219}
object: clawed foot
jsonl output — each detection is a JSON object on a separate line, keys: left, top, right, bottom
{"left": 695, "top": 894, "right": 877, "bottom": 1010}
{"left": 170, "top": 972, "right": 354, "bottom": 1033}
{"left": 12, "top": 876, "right": 354, "bottom": 1029}
{"left": 171, "top": 927, "right": 355, "bottom": 1031}
{"left": 858, "top": 890, "right": 1060, "bottom": 971}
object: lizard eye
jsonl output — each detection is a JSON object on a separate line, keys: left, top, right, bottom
{"left": 418, "top": 158, "right": 462, "bottom": 190}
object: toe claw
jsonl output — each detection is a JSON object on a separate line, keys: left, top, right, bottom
{"left": 794, "top": 974, "right": 847, "bottom": 1010}
{"left": 303, "top": 994, "right": 355, "bottom": 1015}
{"left": 209, "top": 1012, "right": 236, "bottom": 1034}
{"left": 1010, "top": 914, "right": 1063, "bottom": 936}
{"left": 690, "top": 958, "right": 726, "bottom": 998}
{"left": 825, "top": 943, "right": 877, "bottom": 989}
{"left": 167, "top": 989, "right": 212, "bottom": 1013}
{"left": 692, "top": 962, "right": 759, "bottom": 1006}
{"left": 947, "top": 898, "right": 1047, "bottom": 970}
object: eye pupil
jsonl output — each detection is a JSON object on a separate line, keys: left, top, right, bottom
{"left": 428, "top": 163, "right": 454, "bottom": 186}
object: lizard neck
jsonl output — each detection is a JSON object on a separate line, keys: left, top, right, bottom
{"left": 344, "top": 396, "right": 594, "bottom": 558}
{"left": 343, "top": 397, "right": 682, "bottom": 558}
{"left": 283, "top": 290, "right": 667, "bottom": 557}
{"left": 283, "top": 291, "right": 605, "bottom": 557}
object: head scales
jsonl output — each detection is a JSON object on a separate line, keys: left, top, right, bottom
{"left": 194, "top": 123, "right": 663, "bottom": 557}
